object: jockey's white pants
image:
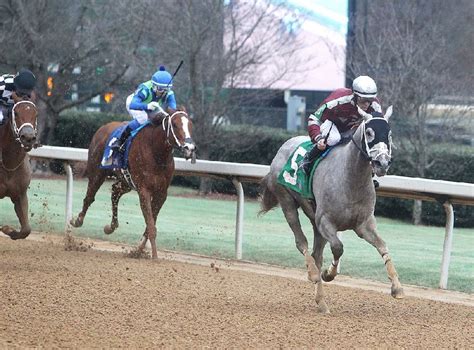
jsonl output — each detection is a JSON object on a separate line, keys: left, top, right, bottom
{"left": 320, "top": 120, "right": 341, "bottom": 146}
{"left": 126, "top": 94, "right": 148, "bottom": 125}
{"left": 0, "top": 105, "right": 6, "bottom": 124}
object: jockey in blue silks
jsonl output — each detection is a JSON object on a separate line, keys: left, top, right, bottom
{"left": 110, "top": 65, "right": 177, "bottom": 151}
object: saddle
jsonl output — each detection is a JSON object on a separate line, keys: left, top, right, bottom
{"left": 277, "top": 141, "right": 332, "bottom": 199}
{"left": 100, "top": 122, "right": 149, "bottom": 170}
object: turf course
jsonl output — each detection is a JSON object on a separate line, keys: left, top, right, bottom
{"left": 1, "top": 178, "right": 473, "bottom": 293}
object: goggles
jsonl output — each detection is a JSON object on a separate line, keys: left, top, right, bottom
{"left": 358, "top": 97, "right": 375, "bottom": 104}
{"left": 152, "top": 85, "right": 170, "bottom": 94}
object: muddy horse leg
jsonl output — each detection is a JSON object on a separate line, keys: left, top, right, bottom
{"left": 136, "top": 189, "right": 158, "bottom": 259}
{"left": 104, "top": 181, "right": 131, "bottom": 234}
{"left": 137, "top": 194, "right": 167, "bottom": 254}
{"left": 1, "top": 192, "right": 31, "bottom": 240}
{"left": 311, "top": 226, "right": 329, "bottom": 314}
{"left": 70, "top": 173, "right": 106, "bottom": 227}
{"left": 355, "top": 216, "right": 404, "bottom": 299}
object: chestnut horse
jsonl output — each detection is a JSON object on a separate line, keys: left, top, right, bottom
{"left": 0, "top": 93, "right": 39, "bottom": 239}
{"left": 70, "top": 109, "right": 196, "bottom": 258}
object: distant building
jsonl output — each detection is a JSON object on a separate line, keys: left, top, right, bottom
{"left": 227, "top": 0, "right": 347, "bottom": 130}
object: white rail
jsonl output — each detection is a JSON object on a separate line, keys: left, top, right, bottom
{"left": 29, "top": 146, "right": 474, "bottom": 289}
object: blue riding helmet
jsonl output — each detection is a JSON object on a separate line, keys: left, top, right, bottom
{"left": 151, "top": 66, "right": 172, "bottom": 90}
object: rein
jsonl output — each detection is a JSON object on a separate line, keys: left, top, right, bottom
{"left": 1, "top": 100, "right": 37, "bottom": 172}
{"left": 350, "top": 119, "right": 392, "bottom": 163}
{"left": 350, "top": 132, "right": 371, "bottom": 162}
{"left": 161, "top": 111, "right": 188, "bottom": 148}
{"left": 0, "top": 151, "right": 26, "bottom": 172}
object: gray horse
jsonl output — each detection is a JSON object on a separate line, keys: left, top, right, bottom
{"left": 259, "top": 106, "right": 404, "bottom": 313}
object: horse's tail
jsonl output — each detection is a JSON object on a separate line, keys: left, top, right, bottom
{"left": 258, "top": 173, "right": 279, "bottom": 216}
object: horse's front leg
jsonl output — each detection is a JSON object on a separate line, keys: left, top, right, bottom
{"left": 355, "top": 216, "right": 404, "bottom": 299}
{"left": 137, "top": 189, "right": 158, "bottom": 259}
{"left": 1, "top": 192, "right": 31, "bottom": 240}
{"left": 316, "top": 215, "right": 343, "bottom": 284}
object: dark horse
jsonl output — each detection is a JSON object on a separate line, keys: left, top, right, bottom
{"left": 70, "top": 109, "right": 196, "bottom": 258}
{"left": 0, "top": 93, "right": 39, "bottom": 239}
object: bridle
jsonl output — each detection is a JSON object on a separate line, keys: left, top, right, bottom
{"left": 351, "top": 118, "right": 392, "bottom": 166}
{"left": 161, "top": 111, "right": 193, "bottom": 149}
{"left": 11, "top": 100, "right": 38, "bottom": 148}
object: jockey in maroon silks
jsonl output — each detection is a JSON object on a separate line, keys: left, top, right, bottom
{"left": 300, "top": 75, "right": 382, "bottom": 175}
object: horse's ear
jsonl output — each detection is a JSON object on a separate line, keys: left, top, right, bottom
{"left": 166, "top": 107, "right": 176, "bottom": 115}
{"left": 11, "top": 91, "right": 21, "bottom": 103}
{"left": 177, "top": 105, "right": 187, "bottom": 113}
{"left": 30, "top": 90, "right": 37, "bottom": 102}
{"left": 383, "top": 105, "right": 393, "bottom": 121}
{"left": 357, "top": 106, "right": 372, "bottom": 121}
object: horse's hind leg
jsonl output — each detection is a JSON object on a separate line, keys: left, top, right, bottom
{"left": 278, "top": 193, "right": 319, "bottom": 283}
{"left": 1, "top": 192, "right": 31, "bottom": 240}
{"left": 355, "top": 216, "right": 404, "bottom": 299}
{"left": 311, "top": 226, "right": 330, "bottom": 314}
{"left": 70, "top": 173, "right": 107, "bottom": 227}
{"left": 104, "top": 181, "right": 131, "bottom": 235}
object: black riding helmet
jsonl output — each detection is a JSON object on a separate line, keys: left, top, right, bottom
{"left": 14, "top": 69, "right": 37, "bottom": 95}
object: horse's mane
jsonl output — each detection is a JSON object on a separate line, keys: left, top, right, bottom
{"left": 148, "top": 105, "right": 188, "bottom": 126}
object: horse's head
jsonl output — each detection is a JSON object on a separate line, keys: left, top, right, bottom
{"left": 357, "top": 106, "right": 393, "bottom": 177}
{"left": 11, "top": 92, "right": 38, "bottom": 151}
{"left": 161, "top": 108, "right": 196, "bottom": 161}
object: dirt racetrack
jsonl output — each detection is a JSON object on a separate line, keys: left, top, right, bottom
{"left": 1, "top": 234, "right": 473, "bottom": 349}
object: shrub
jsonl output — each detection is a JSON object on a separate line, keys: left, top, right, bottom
{"left": 50, "top": 112, "right": 473, "bottom": 227}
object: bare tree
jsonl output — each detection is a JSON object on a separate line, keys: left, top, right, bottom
{"left": 0, "top": 0, "right": 153, "bottom": 143}
{"left": 347, "top": 0, "right": 474, "bottom": 223}
{"left": 156, "top": 0, "right": 309, "bottom": 193}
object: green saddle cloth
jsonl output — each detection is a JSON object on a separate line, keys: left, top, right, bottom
{"left": 277, "top": 141, "right": 327, "bottom": 199}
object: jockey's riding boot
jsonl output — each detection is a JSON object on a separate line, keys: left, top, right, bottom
{"left": 300, "top": 146, "right": 324, "bottom": 175}
{"left": 111, "top": 126, "right": 132, "bottom": 152}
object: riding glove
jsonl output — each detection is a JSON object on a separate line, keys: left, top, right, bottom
{"left": 147, "top": 101, "right": 162, "bottom": 111}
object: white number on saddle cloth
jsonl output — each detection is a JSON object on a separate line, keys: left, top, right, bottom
{"left": 282, "top": 146, "right": 307, "bottom": 185}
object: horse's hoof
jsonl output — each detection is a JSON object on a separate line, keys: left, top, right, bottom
{"left": 305, "top": 255, "right": 319, "bottom": 283}
{"left": 70, "top": 217, "right": 83, "bottom": 228}
{"left": 307, "top": 269, "right": 319, "bottom": 283}
{"left": 103, "top": 225, "right": 116, "bottom": 235}
{"left": 321, "top": 269, "right": 335, "bottom": 282}
{"left": 4, "top": 229, "right": 30, "bottom": 240}
{"left": 317, "top": 302, "right": 330, "bottom": 314}
{"left": 391, "top": 286, "right": 405, "bottom": 299}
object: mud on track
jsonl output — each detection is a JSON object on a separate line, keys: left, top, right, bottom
{"left": 1, "top": 234, "right": 473, "bottom": 349}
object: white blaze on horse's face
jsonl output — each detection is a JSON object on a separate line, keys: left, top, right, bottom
{"left": 180, "top": 116, "right": 195, "bottom": 151}
{"left": 167, "top": 111, "right": 196, "bottom": 161}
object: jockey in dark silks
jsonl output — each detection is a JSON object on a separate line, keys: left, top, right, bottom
{"left": 0, "top": 69, "right": 36, "bottom": 126}
{"left": 110, "top": 66, "right": 177, "bottom": 151}
{"left": 300, "top": 75, "right": 383, "bottom": 175}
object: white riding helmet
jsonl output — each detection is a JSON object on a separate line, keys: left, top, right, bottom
{"left": 352, "top": 76, "right": 377, "bottom": 98}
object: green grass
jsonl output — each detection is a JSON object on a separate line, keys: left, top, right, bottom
{"left": 1, "top": 178, "right": 473, "bottom": 293}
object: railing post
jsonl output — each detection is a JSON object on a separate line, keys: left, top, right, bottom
{"left": 439, "top": 201, "right": 454, "bottom": 289}
{"left": 232, "top": 178, "right": 244, "bottom": 260}
{"left": 64, "top": 162, "right": 74, "bottom": 232}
